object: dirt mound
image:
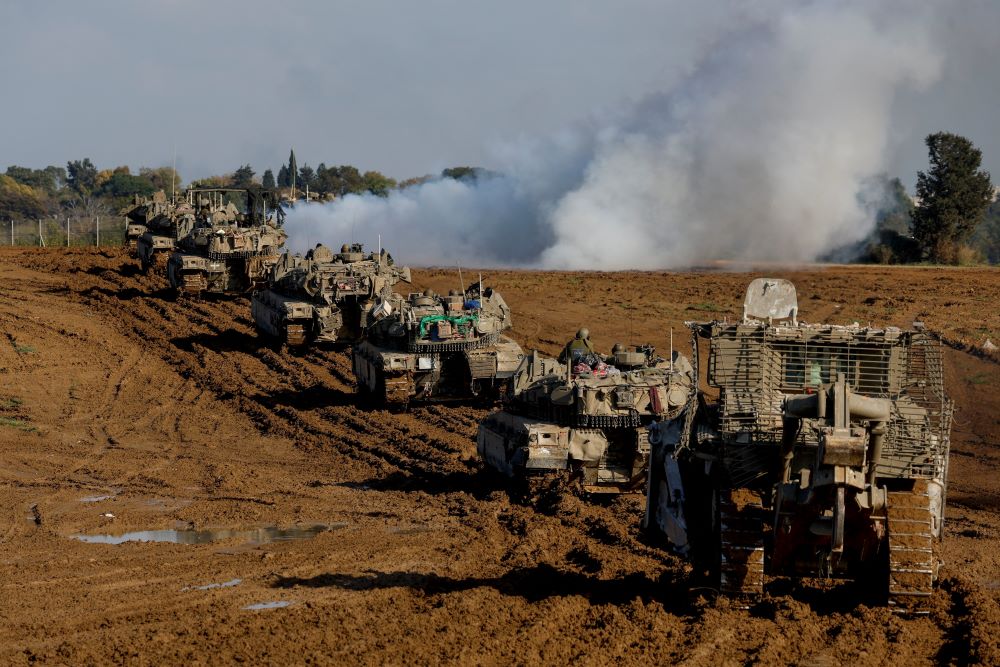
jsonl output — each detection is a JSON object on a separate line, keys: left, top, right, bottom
{"left": 0, "top": 248, "right": 997, "bottom": 664}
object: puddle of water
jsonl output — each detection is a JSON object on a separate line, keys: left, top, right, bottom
{"left": 71, "top": 523, "right": 344, "bottom": 546}
{"left": 182, "top": 578, "right": 242, "bottom": 592}
{"left": 243, "top": 601, "right": 291, "bottom": 611}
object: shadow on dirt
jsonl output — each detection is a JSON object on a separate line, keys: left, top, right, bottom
{"left": 337, "top": 469, "right": 493, "bottom": 499}
{"left": 262, "top": 386, "right": 357, "bottom": 411}
{"left": 84, "top": 262, "right": 143, "bottom": 279}
{"left": 170, "top": 329, "right": 266, "bottom": 354}
{"left": 80, "top": 285, "right": 176, "bottom": 302}
{"left": 757, "top": 578, "right": 892, "bottom": 616}
{"left": 272, "top": 563, "right": 688, "bottom": 608}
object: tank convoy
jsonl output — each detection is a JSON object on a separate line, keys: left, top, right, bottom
{"left": 477, "top": 339, "right": 695, "bottom": 494}
{"left": 352, "top": 282, "right": 523, "bottom": 407}
{"left": 251, "top": 243, "right": 411, "bottom": 347}
{"left": 645, "top": 278, "right": 952, "bottom": 609}
{"left": 166, "top": 188, "right": 287, "bottom": 297}
{"left": 110, "top": 204, "right": 963, "bottom": 612}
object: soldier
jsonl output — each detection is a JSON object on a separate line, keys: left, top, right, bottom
{"left": 559, "top": 328, "right": 597, "bottom": 364}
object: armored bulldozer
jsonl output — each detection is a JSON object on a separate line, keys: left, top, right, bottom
{"left": 645, "top": 278, "right": 953, "bottom": 609}
{"left": 352, "top": 283, "right": 523, "bottom": 407}
{"left": 166, "top": 188, "right": 287, "bottom": 297}
{"left": 251, "top": 243, "right": 411, "bottom": 347}
{"left": 478, "top": 342, "right": 696, "bottom": 494}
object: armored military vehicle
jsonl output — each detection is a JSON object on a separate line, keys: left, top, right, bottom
{"left": 123, "top": 191, "right": 165, "bottom": 249}
{"left": 645, "top": 278, "right": 952, "bottom": 609}
{"left": 251, "top": 243, "right": 411, "bottom": 347}
{"left": 122, "top": 191, "right": 197, "bottom": 270}
{"left": 478, "top": 342, "right": 696, "bottom": 494}
{"left": 166, "top": 188, "right": 287, "bottom": 297}
{"left": 352, "top": 283, "right": 523, "bottom": 407}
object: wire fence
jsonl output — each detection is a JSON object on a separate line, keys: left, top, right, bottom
{"left": 4, "top": 217, "right": 127, "bottom": 248}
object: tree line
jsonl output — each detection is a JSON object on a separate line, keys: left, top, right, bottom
{"left": 1, "top": 134, "right": 995, "bottom": 263}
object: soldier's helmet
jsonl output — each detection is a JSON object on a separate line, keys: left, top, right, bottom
{"left": 577, "top": 327, "right": 589, "bottom": 340}
{"left": 612, "top": 342, "right": 625, "bottom": 354}
{"left": 341, "top": 243, "right": 350, "bottom": 253}
{"left": 424, "top": 288, "right": 434, "bottom": 298}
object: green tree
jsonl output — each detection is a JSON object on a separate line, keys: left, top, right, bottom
{"left": 66, "top": 158, "right": 98, "bottom": 194}
{"left": 287, "top": 149, "right": 297, "bottom": 189}
{"left": 232, "top": 164, "right": 256, "bottom": 187}
{"left": 442, "top": 166, "right": 477, "bottom": 181}
{"left": 912, "top": 132, "right": 993, "bottom": 263}
{"left": 138, "top": 166, "right": 182, "bottom": 194}
{"left": 262, "top": 169, "right": 276, "bottom": 189}
{"left": 315, "top": 165, "right": 364, "bottom": 197}
{"left": 0, "top": 175, "right": 47, "bottom": 219}
{"left": 875, "top": 176, "right": 914, "bottom": 235}
{"left": 277, "top": 165, "right": 290, "bottom": 188}
{"left": 298, "top": 164, "right": 315, "bottom": 190}
{"left": 99, "top": 171, "right": 156, "bottom": 198}
{"left": 399, "top": 174, "right": 433, "bottom": 189}
{"left": 970, "top": 197, "right": 1000, "bottom": 264}
{"left": 5, "top": 165, "right": 65, "bottom": 194}
{"left": 363, "top": 170, "right": 397, "bottom": 197}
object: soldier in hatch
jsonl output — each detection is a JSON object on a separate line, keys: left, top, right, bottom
{"left": 559, "top": 327, "right": 597, "bottom": 364}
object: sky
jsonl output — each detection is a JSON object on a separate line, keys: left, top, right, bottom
{"left": 2, "top": 1, "right": 999, "bottom": 268}
{"left": 2, "top": 0, "right": 995, "bottom": 186}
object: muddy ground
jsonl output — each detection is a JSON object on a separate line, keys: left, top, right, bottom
{"left": 0, "top": 247, "right": 998, "bottom": 665}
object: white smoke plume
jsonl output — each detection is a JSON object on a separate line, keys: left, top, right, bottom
{"left": 285, "top": 2, "right": 943, "bottom": 269}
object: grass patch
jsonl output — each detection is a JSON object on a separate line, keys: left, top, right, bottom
{"left": 1, "top": 397, "right": 23, "bottom": 409}
{"left": 966, "top": 372, "right": 992, "bottom": 386}
{"left": 687, "top": 302, "right": 725, "bottom": 312}
{"left": 11, "top": 341, "right": 36, "bottom": 355}
{"left": 0, "top": 416, "right": 36, "bottom": 432}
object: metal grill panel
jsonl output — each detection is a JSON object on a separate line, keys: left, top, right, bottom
{"left": 703, "top": 324, "right": 950, "bottom": 481}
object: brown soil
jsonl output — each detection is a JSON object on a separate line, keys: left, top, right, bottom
{"left": 0, "top": 248, "right": 998, "bottom": 665}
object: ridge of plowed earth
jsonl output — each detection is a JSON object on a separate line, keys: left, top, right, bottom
{"left": 0, "top": 247, "right": 997, "bottom": 665}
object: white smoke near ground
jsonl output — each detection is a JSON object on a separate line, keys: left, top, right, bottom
{"left": 285, "top": 2, "right": 944, "bottom": 269}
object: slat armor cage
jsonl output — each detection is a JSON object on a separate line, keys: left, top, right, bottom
{"left": 696, "top": 322, "right": 952, "bottom": 483}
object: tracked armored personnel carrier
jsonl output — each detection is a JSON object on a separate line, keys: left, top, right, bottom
{"left": 251, "top": 243, "right": 411, "bottom": 347}
{"left": 645, "top": 278, "right": 952, "bottom": 609}
{"left": 166, "top": 188, "right": 287, "bottom": 297}
{"left": 352, "top": 284, "right": 523, "bottom": 407}
{"left": 478, "top": 343, "right": 695, "bottom": 494}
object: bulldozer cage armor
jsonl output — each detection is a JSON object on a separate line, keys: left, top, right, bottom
{"left": 690, "top": 321, "right": 953, "bottom": 485}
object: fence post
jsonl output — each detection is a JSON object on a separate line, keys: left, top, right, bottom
{"left": 38, "top": 219, "right": 43, "bottom": 247}
{"left": 9, "top": 219, "right": 12, "bottom": 246}
{"left": 96, "top": 216, "right": 100, "bottom": 247}
{"left": 66, "top": 217, "right": 69, "bottom": 247}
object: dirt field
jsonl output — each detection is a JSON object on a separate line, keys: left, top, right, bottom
{"left": 0, "top": 247, "right": 998, "bottom": 665}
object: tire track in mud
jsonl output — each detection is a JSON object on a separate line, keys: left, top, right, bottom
{"left": 31, "top": 250, "right": 492, "bottom": 487}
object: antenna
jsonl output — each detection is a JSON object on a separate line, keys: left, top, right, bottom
{"left": 171, "top": 143, "right": 177, "bottom": 201}
{"left": 458, "top": 265, "right": 465, "bottom": 293}
{"left": 669, "top": 328, "right": 674, "bottom": 373}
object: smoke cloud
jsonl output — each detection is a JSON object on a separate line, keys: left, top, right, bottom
{"left": 285, "top": 2, "right": 944, "bottom": 269}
